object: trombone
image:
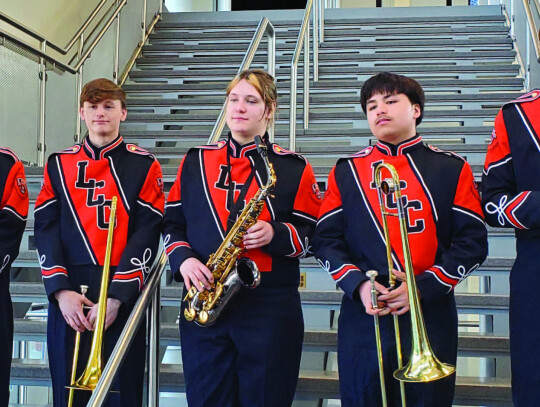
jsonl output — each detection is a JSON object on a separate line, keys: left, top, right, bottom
{"left": 373, "top": 163, "right": 455, "bottom": 405}
{"left": 67, "top": 196, "right": 118, "bottom": 407}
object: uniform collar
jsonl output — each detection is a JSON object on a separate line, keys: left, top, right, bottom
{"left": 375, "top": 134, "right": 423, "bottom": 156}
{"left": 227, "top": 132, "right": 268, "bottom": 159}
{"left": 83, "top": 135, "right": 124, "bottom": 160}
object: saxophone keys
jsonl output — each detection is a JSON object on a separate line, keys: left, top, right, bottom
{"left": 198, "top": 310, "right": 209, "bottom": 324}
{"left": 184, "top": 307, "right": 196, "bottom": 321}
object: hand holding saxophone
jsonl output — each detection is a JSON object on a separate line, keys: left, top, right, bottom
{"left": 243, "top": 220, "right": 274, "bottom": 250}
{"left": 179, "top": 257, "right": 214, "bottom": 292}
{"left": 55, "top": 289, "right": 94, "bottom": 332}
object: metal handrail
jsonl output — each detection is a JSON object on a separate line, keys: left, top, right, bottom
{"left": 289, "top": 0, "right": 323, "bottom": 152}
{"left": 0, "top": 0, "right": 109, "bottom": 55}
{"left": 207, "top": 17, "right": 276, "bottom": 144}
{"left": 120, "top": 9, "right": 163, "bottom": 86}
{"left": 523, "top": 0, "right": 540, "bottom": 61}
{"left": 87, "top": 249, "right": 168, "bottom": 407}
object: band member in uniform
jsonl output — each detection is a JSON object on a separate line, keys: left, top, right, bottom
{"left": 34, "top": 78, "right": 164, "bottom": 407}
{"left": 313, "top": 72, "right": 488, "bottom": 407}
{"left": 163, "top": 69, "right": 322, "bottom": 407}
{"left": 481, "top": 90, "right": 540, "bottom": 406}
{"left": 0, "top": 148, "right": 28, "bottom": 405}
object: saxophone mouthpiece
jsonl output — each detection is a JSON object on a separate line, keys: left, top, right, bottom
{"left": 254, "top": 135, "right": 267, "bottom": 156}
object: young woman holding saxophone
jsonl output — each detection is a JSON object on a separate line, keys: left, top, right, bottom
{"left": 163, "top": 69, "right": 321, "bottom": 407}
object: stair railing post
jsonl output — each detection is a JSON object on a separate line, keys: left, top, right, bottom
{"left": 38, "top": 40, "right": 46, "bottom": 166}
{"left": 147, "top": 283, "right": 160, "bottom": 407}
{"left": 304, "top": 16, "right": 310, "bottom": 130}
{"left": 289, "top": 65, "right": 298, "bottom": 152}
{"left": 267, "top": 22, "right": 276, "bottom": 142}
{"left": 319, "top": 0, "right": 325, "bottom": 43}
{"left": 313, "top": 0, "right": 319, "bottom": 82}
{"left": 113, "top": 0, "right": 121, "bottom": 84}
{"left": 75, "top": 33, "right": 84, "bottom": 143}
{"left": 141, "top": 0, "right": 148, "bottom": 46}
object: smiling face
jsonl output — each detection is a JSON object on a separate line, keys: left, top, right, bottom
{"left": 79, "top": 99, "right": 127, "bottom": 147}
{"left": 225, "top": 79, "right": 274, "bottom": 145}
{"left": 365, "top": 92, "right": 421, "bottom": 145}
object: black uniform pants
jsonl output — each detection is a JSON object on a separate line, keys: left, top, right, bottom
{"left": 47, "top": 299, "right": 146, "bottom": 407}
{"left": 337, "top": 291, "right": 457, "bottom": 407}
{"left": 510, "top": 237, "right": 540, "bottom": 407}
{"left": 0, "top": 270, "right": 13, "bottom": 406}
{"left": 180, "top": 283, "right": 304, "bottom": 407}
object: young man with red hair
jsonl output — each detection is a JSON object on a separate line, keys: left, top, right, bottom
{"left": 34, "top": 78, "right": 164, "bottom": 407}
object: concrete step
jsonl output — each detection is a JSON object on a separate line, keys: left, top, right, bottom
{"left": 134, "top": 50, "right": 516, "bottom": 67}
{"left": 123, "top": 78, "right": 523, "bottom": 94}
{"left": 8, "top": 358, "right": 511, "bottom": 404}
{"left": 13, "top": 318, "right": 509, "bottom": 357}
{"left": 125, "top": 109, "right": 500, "bottom": 124}
{"left": 142, "top": 37, "right": 512, "bottom": 54}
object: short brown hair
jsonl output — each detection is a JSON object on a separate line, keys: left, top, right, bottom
{"left": 79, "top": 78, "right": 126, "bottom": 109}
{"left": 226, "top": 69, "right": 277, "bottom": 127}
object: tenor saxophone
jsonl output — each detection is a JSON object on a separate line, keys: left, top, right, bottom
{"left": 184, "top": 136, "right": 277, "bottom": 326}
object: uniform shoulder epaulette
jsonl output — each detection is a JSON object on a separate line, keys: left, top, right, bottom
{"left": 271, "top": 144, "right": 306, "bottom": 162}
{"left": 193, "top": 140, "right": 227, "bottom": 151}
{"left": 335, "top": 146, "right": 373, "bottom": 166}
{"left": 56, "top": 144, "right": 82, "bottom": 155}
{"left": 427, "top": 144, "right": 465, "bottom": 162}
{"left": 349, "top": 146, "right": 373, "bottom": 158}
{"left": 505, "top": 89, "right": 540, "bottom": 105}
{"left": 125, "top": 143, "right": 155, "bottom": 159}
{"left": 0, "top": 147, "right": 20, "bottom": 163}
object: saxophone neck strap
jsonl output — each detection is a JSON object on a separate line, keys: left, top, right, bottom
{"left": 226, "top": 138, "right": 264, "bottom": 232}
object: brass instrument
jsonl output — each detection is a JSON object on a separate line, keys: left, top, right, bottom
{"left": 67, "top": 196, "right": 118, "bottom": 405}
{"left": 366, "top": 270, "right": 388, "bottom": 407}
{"left": 373, "top": 163, "right": 455, "bottom": 402}
{"left": 184, "top": 135, "right": 276, "bottom": 326}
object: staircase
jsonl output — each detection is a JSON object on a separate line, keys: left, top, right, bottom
{"left": 11, "top": 5, "right": 519, "bottom": 406}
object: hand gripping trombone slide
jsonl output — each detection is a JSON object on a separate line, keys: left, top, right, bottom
{"left": 372, "top": 162, "right": 455, "bottom": 406}
{"left": 184, "top": 135, "right": 276, "bottom": 326}
{"left": 67, "top": 196, "right": 118, "bottom": 406}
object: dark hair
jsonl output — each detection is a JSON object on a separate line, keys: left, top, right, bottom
{"left": 80, "top": 78, "right": 126, "bottom": 109}
{"left": 360, "top": 72, "right": 425, "bottom": 125}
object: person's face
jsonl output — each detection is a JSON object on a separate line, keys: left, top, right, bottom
{"left": 226, "top": 79, "right": 273, "bottom": 144}
{"left": 79, "top": 99, "right": 127, "bottom": 146}
{"left": 365, "top": 92, "right": 421, "bottom": 145}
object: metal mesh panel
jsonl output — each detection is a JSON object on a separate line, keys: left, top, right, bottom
{"left": 0, "top": 40, "right": 40, "bottom": 164}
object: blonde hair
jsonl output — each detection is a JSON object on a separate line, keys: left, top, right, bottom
{"left": 226, "top": 69, "right": 277, "bottom": 127}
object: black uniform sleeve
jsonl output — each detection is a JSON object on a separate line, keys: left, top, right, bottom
{"left": 163, "top": 156, "right": 199, "bottom": 282}
{"left": 416, "top": 162, "right": 488, "bottom": 302}
{"left": 34, "top": 159, "right": 73, "bottom": 300}
{"left": 264, "top": 162, "right": 322, "bottom": 258}
{"left": 482, "top": 109, "right": 540, "bottom": 229}
{"left": 109, "top": 159, "right": 165, "bottom": 305}
{"left": 313, "top": 166, "right": 367, "bottom": 300}
{"left": 0, "top": 160, "right": 28, "bottom": 274}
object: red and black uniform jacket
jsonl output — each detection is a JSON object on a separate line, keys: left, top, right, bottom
{"left": 163, "top": 134, "right": 322, "bottom": 287}
{"left": 313, "top": 135, "right": 488, "bottom": 302}
{"left": 482, "top": 90, "right": 540, "bottom": 237}
{"left": 34, "top": 136, "right": 165, "bottom": 304}
{"left": 0, "top": 148, "right": 29, "bottom": 277}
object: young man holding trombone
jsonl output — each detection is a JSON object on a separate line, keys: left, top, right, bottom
{"left": 34, "top": 78, "right": 164, "bottom": 407}
{"left": 313, "top": 72, "right": 488, "bottom": 406}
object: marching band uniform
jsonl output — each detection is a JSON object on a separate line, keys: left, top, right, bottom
{"left": 313, "top": 135, "right": 487, "bottom": 407}
{"left": 163, "top": 134, "right": 321, "bottom": 407}
{"left": 34, "top": 136, "right": 164, "bottom": 407}
{"left": 481, "top": 90, "right": 540, "bottom": 406}
{"left": 0, "top": 148, "right": 28, "bottom": 406}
